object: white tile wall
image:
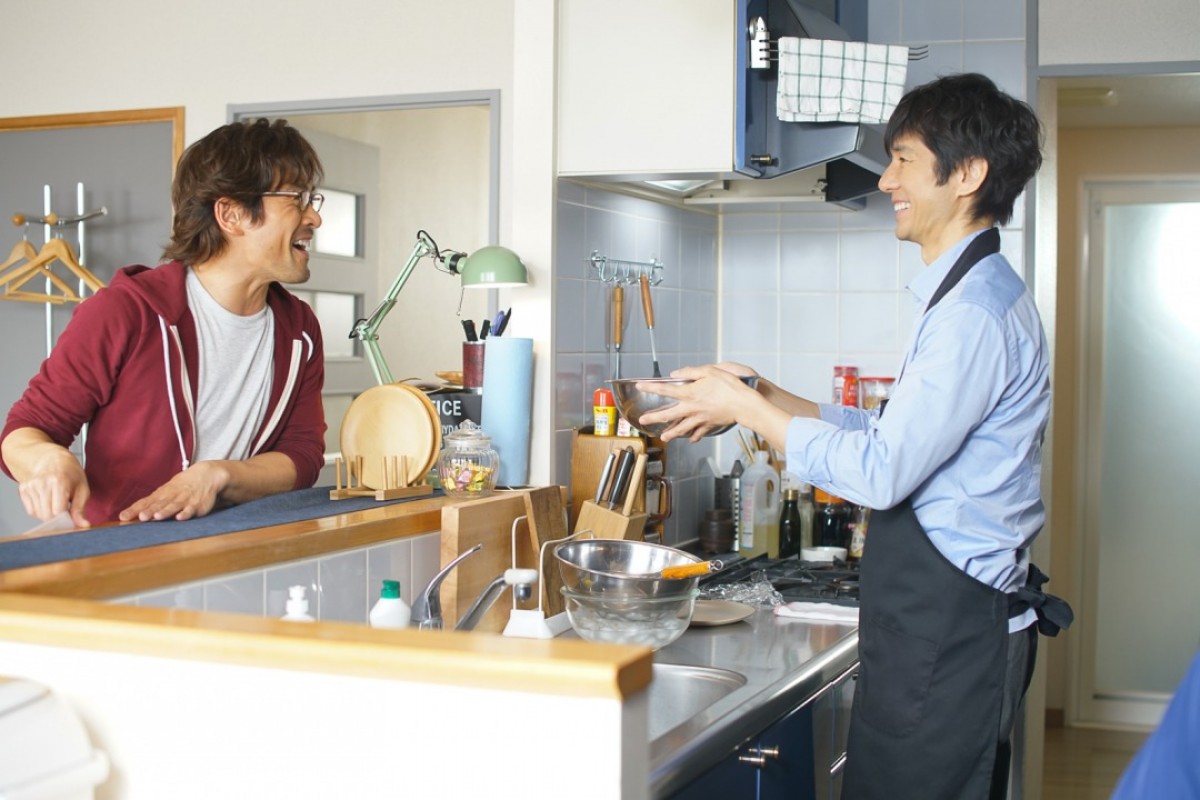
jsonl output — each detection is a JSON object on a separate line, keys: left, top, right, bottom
{"left": 118, "top": 532, "right": 439, "bottom": 622}
{"left": 554, "top": 182, "right": 722, "bottom": 546}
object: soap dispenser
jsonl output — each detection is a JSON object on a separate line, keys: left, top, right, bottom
{"left": 369, "top": 579, "right": 412, "bottom": 629}
{"left": 281, "top": 585, "right": 315, "bottom": 622}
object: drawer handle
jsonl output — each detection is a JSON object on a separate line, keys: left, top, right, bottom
{"left": 737, "top": 745, "right": 780, "bottom": 767}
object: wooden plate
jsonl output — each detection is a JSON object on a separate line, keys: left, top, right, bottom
{"left": 340, "top": 383, "right": 441, "bottom": 489}
{"left": 690, "top": 599, "right": 755, "bottom": 627}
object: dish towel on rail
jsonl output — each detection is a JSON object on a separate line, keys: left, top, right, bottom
{"left": 776, "top": 37, "right": 909, "bottom": 124}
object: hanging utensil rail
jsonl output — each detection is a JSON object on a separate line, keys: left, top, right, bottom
{"left": 590, "top": 250, "right": 664, "bottom": 286}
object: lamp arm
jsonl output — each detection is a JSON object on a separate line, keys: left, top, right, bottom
{"left": 349, "top": 232, "right": 440, "bottom": 385}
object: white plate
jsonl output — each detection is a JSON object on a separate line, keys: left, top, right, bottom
{"left": 340, "top": 383, "right": 441, "bottom": 489}
{"left": 690, "top": 599, "right": 755, "bottom": 627}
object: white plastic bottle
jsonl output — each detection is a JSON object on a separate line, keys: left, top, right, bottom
{"left": 281, "top": 585, "right": 315, "bottom": 622}
{"left": 369, "top": 579, "right": 412, "bottom": 629}
{"left": 739, "top": 450, "right": 780, "bottom": 558}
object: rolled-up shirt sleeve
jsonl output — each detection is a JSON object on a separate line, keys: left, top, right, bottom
{"left": 785, "top": 299, "right": 1010, "bottom": 510}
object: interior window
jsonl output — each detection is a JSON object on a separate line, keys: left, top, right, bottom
{"left": 291, "top": 290, "right": 360, "bottom": 359}
{"left": 312, "top": 187, "right": 360, "bottom": 258}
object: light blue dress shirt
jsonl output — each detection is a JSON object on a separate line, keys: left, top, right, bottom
{"left": 786, "top": 229, "right": 1050, "bottom": 632}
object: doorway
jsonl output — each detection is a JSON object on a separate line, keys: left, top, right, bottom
{"left": 1074, "top": 180, "right": 1200, "bottom": 727}
{"left": 229, "top": 93, "right": 499, "bottom": 476}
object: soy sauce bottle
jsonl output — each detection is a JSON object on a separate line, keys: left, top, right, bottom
{"left": 815, "top": 488, "right": 852, "bottom": 550}
{"left": 778, "top": 488, "right": 802, "bottom": 558}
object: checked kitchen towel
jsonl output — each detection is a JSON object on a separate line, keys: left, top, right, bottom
{"left": 776, "top": 37, "right": 909, "bottom": 124}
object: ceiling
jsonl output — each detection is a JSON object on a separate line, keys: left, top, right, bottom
{"left": 1055, "top": 73, "right": 1200, "bottom": 128}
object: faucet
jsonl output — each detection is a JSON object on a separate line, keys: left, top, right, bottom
{"left": 455, "top": 568, "right": 538, "bottom": 632}
{"left": 411, "top": 544, "right": 482, "bottom": 630}
{"left": 411, "top": 544, "right": 539, "bottom": 631}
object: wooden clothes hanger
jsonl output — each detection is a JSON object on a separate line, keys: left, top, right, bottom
{"left": 0, "top": 237, "right": 105, "bottom": 304}
{"left": 0, "top": 237, "right": 38, "bottom": 276}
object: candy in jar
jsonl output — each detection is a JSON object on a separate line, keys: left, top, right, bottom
{"left": 437, "top": 421, "right": 499, "bottom": 498}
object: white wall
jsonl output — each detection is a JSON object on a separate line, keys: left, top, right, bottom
{"left": 1039, "top": 0, "right": 1200, "bottom": 65}
{"left": 0, "top": 0, "right": 557, "bottom": 486}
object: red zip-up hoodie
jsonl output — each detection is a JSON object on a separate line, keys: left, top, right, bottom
{"left": 1, "top": 260, "right": 326, "bottom": 522}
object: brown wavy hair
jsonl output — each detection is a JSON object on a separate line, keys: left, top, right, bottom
{"left": 162, "top": 118, "right": 324, "bottom": 265}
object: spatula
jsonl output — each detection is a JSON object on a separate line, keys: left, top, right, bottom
{"left": 639, "top": 274, "right": 662, "bottom": 378}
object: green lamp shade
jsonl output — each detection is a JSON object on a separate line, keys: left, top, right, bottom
{"left": 458, "top": 245, "right": 528, "bottom": 288}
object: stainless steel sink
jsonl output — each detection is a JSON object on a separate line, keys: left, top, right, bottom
{"left": 648, "top": 663, "right": 747, "bottom": 740}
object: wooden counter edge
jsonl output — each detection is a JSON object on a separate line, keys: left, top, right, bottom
{"left": 0, "top": 592, "right": 654, "bottom": 701}
{"left": 0, "top": 495, "right": 452, "bottom": 598}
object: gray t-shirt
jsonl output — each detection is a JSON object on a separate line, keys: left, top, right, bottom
{"left": 185, "top": 269, "right": 274, "bottom": 462}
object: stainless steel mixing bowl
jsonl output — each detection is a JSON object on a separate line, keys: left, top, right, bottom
{"left": 607, "top": 376, "right": 759, "bottom": 437}
{"left": 554, "top": 538, "right": 701, "bottom": 599}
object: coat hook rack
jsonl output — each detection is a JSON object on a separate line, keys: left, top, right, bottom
{"left": 589, "top": 250, "right": 664, "bottom": 286}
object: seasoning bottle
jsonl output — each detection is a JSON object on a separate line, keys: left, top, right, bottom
{"left": 814, "top": 487, "right": 852, "bottom": 550}
{"left": 592, "top": 388, "right": 617, "bottom": 436}
{"left": 738, "top": 451, "right": 779, "bottom": 559}
{"left": 833, "top": 366, "right": 860, "bottom": 407}
{"left": 778, "top": 488, "right": 802, "bottom": 558}
{"left": 848, "top": 505, "right": 870, "bottom": 563}
{"left": 798, "top": 483, "right": 815, "bottom": 551}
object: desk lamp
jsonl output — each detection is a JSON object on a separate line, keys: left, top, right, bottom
{"left": 350, "top": 229, "right": 527, "bottom": 384}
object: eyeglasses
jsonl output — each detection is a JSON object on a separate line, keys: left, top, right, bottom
{"left": 260, "top": 190, "right": 324, "bottom": 213}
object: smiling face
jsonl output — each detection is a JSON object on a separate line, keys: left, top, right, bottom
{"left": 877, "top": 134, "right": 987, "bottom": 265}
{"left": 238, "top": 187, "right": 322, "bottom": 286}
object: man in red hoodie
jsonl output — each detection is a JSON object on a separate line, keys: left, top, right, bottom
{"left": 1, "top": 118, "right": 327, "bottom": 527}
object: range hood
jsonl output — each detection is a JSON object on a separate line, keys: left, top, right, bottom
{"left": 731, "top": 0, "right": 889, "bottom": 208}
{"left": 624, "top": 0, "right": 885, "bottom": 210}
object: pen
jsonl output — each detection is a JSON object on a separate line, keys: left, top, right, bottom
{"left": 494, "top": 307, "right": 512, "bottom": 336}
{"left": 479, "top": 319, "right": 491, "bottom": 339}
{"left": 462, "top": 319, "right": 477, "bottom": 342}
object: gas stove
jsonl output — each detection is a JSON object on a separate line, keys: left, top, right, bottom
{"left": 700, "top": 554, "right": 861, "bottom": 607}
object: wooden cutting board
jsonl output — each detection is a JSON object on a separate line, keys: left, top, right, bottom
{"left": 439, "top": 491, "right": 542, "bottom": 633}
{"left": 523, "top": 486, "right": 570, "bottom": 617}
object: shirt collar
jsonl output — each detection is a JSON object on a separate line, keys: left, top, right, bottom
{"left": 906, "top": 228, "right": 994, "bottom": 306}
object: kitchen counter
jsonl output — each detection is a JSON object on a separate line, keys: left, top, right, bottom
{"left": 0, "top": 490, "right": 656, "bottom": 798}
{"left": 649, "top": 608, "right": 858, "bottom": 797}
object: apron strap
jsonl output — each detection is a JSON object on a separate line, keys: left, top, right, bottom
{"left": 1008, "top": 563, "right": 1075, "bottom": 637}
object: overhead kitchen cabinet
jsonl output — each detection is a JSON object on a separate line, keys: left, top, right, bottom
{"left": 557, "top": 0, "right": 881, "bottom": 208}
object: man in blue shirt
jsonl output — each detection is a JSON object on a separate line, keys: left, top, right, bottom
{"left": 1112, "top": 650, "right": 1200, "bottom": 798}
{"left": 640, "top": 73, "right": 1069, "bottom": 799}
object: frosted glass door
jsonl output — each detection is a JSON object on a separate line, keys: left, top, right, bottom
{"left": 1080, "top": 182, "right": 1200, "bottom": 727}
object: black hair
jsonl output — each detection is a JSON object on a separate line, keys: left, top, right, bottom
{"left": 884, "top": 73, "right": 1043, "bottom": 225}
{"left": 163, "top": 118, "right": 324, "bottom": 265}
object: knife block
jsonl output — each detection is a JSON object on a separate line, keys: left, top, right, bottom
{"left": 569, "top": 432, "right": 647, "bottom": 532}
{"left": 573, "top": 500, "right": 648, "bottom": 541}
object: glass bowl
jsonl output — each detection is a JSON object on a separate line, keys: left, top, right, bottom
{"left": 561, "top": 587, "right": 699, "bottom": 650}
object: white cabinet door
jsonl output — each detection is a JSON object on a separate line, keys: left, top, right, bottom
{"left": 557, "top": 0, "right": 736, "bottom": 178}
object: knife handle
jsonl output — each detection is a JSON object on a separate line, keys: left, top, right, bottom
{"left": 594, "top": 452, "right": 617, "bottom": 504}
{"left": 608, "top": 447, "right": 635, "bottom": 510}
{"left": 622, "top": 453, "right": 648, "bottom": 516}
{"left": 613, "top": 286, "right": 624, "bottom": 348}
{"left": 639, "top": 274, "right": 655, "bottom": 328}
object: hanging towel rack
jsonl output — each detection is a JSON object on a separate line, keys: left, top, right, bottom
{"left": 747, "top": 15, "right": 927, "bottom": 69}
{"left": 589, "top": 250, "right": 664, "bottom": 286}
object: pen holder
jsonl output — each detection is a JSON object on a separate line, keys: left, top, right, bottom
{"left": 463, "top": 341, "right": 485, "bottom": 389}
{"left": 572, "top": 500, "right": 648, "bottom": 541}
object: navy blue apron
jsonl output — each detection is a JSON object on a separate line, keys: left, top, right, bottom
{"left": 842, "top": 228, "right": 1072, "bottom": 799}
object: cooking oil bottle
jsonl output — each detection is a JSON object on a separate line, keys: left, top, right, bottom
{"left": 739, "top": 450, "right": 780, "bottom": 558}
